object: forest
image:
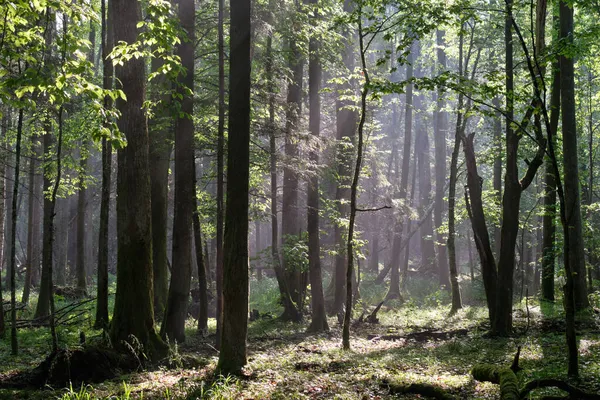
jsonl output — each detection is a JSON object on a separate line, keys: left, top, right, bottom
{"left": 0, "top": 0, "right": 599, "bottom": 398}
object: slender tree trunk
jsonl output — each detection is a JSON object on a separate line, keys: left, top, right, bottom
{"left": 75, "top": 144, "right": 88, "bottom": 296}
{"left": 216, "top": 0, "right": 251, "bottom": 373}
{"left": 434, "top": 30, "right": 449, "bottom": 288}
{"left": 307, "top": 0, "right": 328, "bottom": 332}
{"left": 542, "top": 60, "right": 559, "bottom": 302}
{"left": 559, "top": 0, "right": 589, "bottom": 312}
{"left": 22, "top": 140, "right": 40, "bottom": 304}
{"left": 332, "top": 0, "right": 358, "bottom": 315}
{"left": 385, "top": 41, "right": 415, "bottom": 300}
{"left": 110, "top": 0, "right": 166, "bottom": 360}
{"left": 161, "top": 0, "right": 195, "bottom": 343}
{"left": 215, "top": 0, "right": 226, "bottom": 347}
{"left": 193, "top": 166, "right": 208, "bottom": 335}
{"left": 95, "top": 0, "right": 113, "bottom": 329}
{"left": 342, "top": 12, "right": 368, "bottom": 349}
{"left": 0, "top": 111, "right": 7, "bottom": 337}
{"left": 10, "top": 108, "right": 24, "bottom": 354}
{"left": 279, "top": 37, "right": 304, "bottom": 322}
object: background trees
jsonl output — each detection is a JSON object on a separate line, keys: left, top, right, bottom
{"left": 0, "top": 0, "right": 599, "bottom": 384}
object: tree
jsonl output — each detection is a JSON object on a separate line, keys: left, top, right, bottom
{"left": 95, "top": 0, "right": 114, "bottom": 329}
{"left": 559, "top": 0, "right": 589, "bottom": 312}
{"left": 278, "top": 22, "right": 305, "bottom": 322}
{"left": 306, "top": 0, "right": 328, "bottom": 333}
{"left": 161, "top": 0, "right": 196, "bottom": 343}
{"left": 217, "top": 0, "right": 251, "bottom": 374}
{"left": 215, "top": 0, "right": 226, "bottom": 348}
{"left": 110, "top": 0, "right": 167, "bottom": 360}
{"left": 433, "top": 29, "right": 449, "bottom": 288}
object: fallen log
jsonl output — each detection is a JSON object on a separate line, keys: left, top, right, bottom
{"left": 472, "top": 363, "right": 600, "bottom": 400}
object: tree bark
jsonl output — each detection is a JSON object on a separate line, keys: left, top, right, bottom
{"left": 161, "top": 0, "right": 196, "bottom": 343}
{"left": 559, "top": 0, "right": 589, "bottom": 312}
{"left": 110, "top": 0, "right": 166, "bottom": 360}
{"left": 541, "top": 59, "right": 559, "bottom": 302}
{"left": 433, "top": 30, "right": 449, "bottom": 288}
{"left": 0, "top": 110, "right": 7, "bottom": 337}
{"left": 75, "top": 144, "right": 88, "bottom": 296}
{"left": 10, "top": 108, "right": 24, "bottom": 354}
{"left": 149, "top": 58, "right": 172, "bottom": 320}
{"left": 22, "top": 139, "right": 41, "bottom": 304}
{"left": 216, "top": 0, "right": 226, "bottom": 349}
{"left": 385, "top": 42, "right": 415, "bottom": 300}
{"left": 216, "top": 0, "right": 251, "bottom": 374}
{"left": 307, "top": 0, "right": 328, "bottom": 333}
{"left": 279, "top": 36, "right": 304, "bottom": 322}
{"left": 95, "top": 0, "right": 113, "bottom": 329}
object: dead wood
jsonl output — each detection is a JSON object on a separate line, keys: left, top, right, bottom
{"left": 368, "top": 328, "right": 468, "bottom": 342}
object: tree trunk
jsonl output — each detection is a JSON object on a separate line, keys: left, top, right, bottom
{"left": 193, "top": 166, "right": 208, "bottom": 335}
{"left": 149, "top": 56, "right": 172, "bottom": 320}
{"left": 433, "top": 30, "right": 449, "bottom": 288}
{"left": 307, "top": 0, "right": 328, "bottom": 332}
{"left": 110, "top": 0, "right": 166, "bottom": 360}
{"left": 75, "top": 144, "right": 88, "bottom": 296}
{"left": 0, "top": 110, "right": 7, "bottom": 337}
{"left": 215, "top": 0, "right": 226, "bottom": 347}
{"left": 161, "top": 0, "right": 195, "bottom": 343}
{"left": 559, "top": 0, "right": 589, "bottom": 312}
{"left": 342, "top": 13, "right": 368, "bottom": 349}
{"left": 216, "top": 0, "right": 251, "bottom": 374}
{"left": 541, "top": 59, "right": 559, "bottom": 302}
{"left": 279, "top": 37, "right": 304, "bottom": 322}
{"left": 22, "top": 140, "right": 40, "bottom": 304}
{"left": 95, "top": 0, "right": 113, "bottom": 329}
{"left": 332, "top": 0, "right": 358, "bottom": 315}
{"left": 385, "top": 41, "right": 415, "bottom": 300}
{"left": 447, "top": 104, "right": 462, "bottom": 315}
{"left": 10, "top": 108, "right": 24, "bottom": 354}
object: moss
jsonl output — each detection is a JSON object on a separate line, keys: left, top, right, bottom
{"left": 472, "top": 364, "right": 519, "bottom": 400}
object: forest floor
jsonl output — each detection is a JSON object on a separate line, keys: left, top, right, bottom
{"left": 1, "top": 278, "right": 599, "bottom": 399}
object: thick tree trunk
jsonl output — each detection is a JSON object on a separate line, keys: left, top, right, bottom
{"left": 216, "top": 0, "right": 251, "bottom": 373}
{"left": 161, "top": 0, "right": 195, "bottom": 343}
{"left": 433, "top": 30, "right": 449, "bottom": 288}
{"left": 95, "top": 0, "right": 113, "bottom": 329}
{"left": 307, "top": 1, "right": 328, "bottom": 332}
{"left": 149, "top": 56, "right": 172, "bottom": 319}
{"left": 110, "top": 0, "right": 166, "bottom": 360}
{"left": 559, "top": 0, "right": 589, "bottom": 312}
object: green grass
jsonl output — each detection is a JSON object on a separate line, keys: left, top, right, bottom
{"left": 1, "top": 276, "right": 599, "bottom": 399}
